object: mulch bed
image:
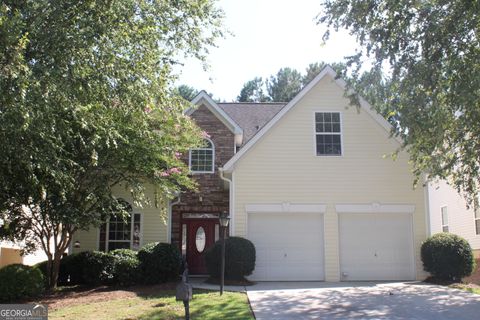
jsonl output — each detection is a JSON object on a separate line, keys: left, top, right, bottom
{"left": 33, "top": 283, "right": 177, "bottom": 311}
{"left": 425, "top": 258, "right": 480, "bottom": 289}
{"left": 463, "top": 259, "right": 480, "bottom": 285}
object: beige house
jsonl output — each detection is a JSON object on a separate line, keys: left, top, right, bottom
{"left": 428, "top": 180, "right": 480, "bottom": 258}
{"left": 71, "top": 66, "right": 473, "bottom": 281}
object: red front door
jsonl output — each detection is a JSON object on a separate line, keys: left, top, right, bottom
{"left": 183, "top": 219, "right": 217, "bottom": 274}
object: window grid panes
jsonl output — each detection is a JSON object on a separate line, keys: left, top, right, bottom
{"left": 315, "top": 112, "right": 342, "bottom": 156}
{"left": 99, "top": 211, "right": 142, "bottom": 252}
{"left": 108, "top": 214, "right": 132, "bottom": 250}
{"left": 441, "top": 206, "right": 449, "bottom": 233}
{"left": 189, "top": 139, "right": 214, "bottom": 172}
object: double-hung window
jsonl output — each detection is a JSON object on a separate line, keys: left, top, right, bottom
{"left": 441, "top": 206, "right": 449, "bottom": 232}
{"left": 315, "top": 112, "right": 342, "bottom": 156}
{"left": 99, "top": 202, "right": 142, "bottom": 251}
{"left": 189, "top": 138, "right": 215, "bottom": 173}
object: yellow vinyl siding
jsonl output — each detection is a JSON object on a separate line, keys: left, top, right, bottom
{"left": 233, "top": 75, "right": 428, "bottom": 281}
{"left": 72, "top": 183, "right": 168, "bottom": 253}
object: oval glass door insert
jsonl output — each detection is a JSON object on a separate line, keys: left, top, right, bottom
{"left": 196, "top": 227, "right": 206, "bottom": 253}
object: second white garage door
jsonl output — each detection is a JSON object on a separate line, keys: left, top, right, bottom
{"left": 247, "top": 213, "right": 324, "bottom": 281}
{"left": 339, "top": 213, "right": 415, "bottom": 281}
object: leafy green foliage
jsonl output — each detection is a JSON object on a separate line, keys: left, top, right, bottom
{"left": 110, "top": 249, "right": 141, "bottom": 286}
{"left": 267, "top": 67, "right": 303, "bottom": 102}
{"left": 205, "top": 237, "right": 256, "bottom": 280}
{"left": 176, "top": 85, "right": 200, "bottom": 102}
{"left": 57, "top": 251, "right": 115, "bottom": 286}
{"left": 0, "top": 0, "right": 224, "bottom": 288}
{"left": 0, "top": 264, "right": 44, "bottom": 302}
{"left": 319, "top": 0, "right": 480, "bottom": 203}
{"left": 138, "top": 243, "right": 181, "bottom": 284}
{"left": 237, "top": 62, "right": 350, "bottom": 102}
{"left": 237, "top": 77, "right": 271, "bottom": 102}
{"left": 421, "top": 233, "right": 475, "bottom": 281}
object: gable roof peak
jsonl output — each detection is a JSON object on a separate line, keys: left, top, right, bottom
{"left": 221, "top": 64, "right": 399, "bottom": 172}
{"left": 186, "top": 90, "right": 244, "bottom": 144}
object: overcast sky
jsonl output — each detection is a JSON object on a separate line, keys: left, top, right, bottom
{"left": 175, "top": 0, "right": 359, "bottom": 102}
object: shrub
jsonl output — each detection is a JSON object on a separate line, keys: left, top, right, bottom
{"left": 421, "top": 233, "right": 476, "bottom": 281}
{"left": 79, "top": 251, "right": 115, "bottom": 285}
{"left": 110, "top": 249, "right": 140, "bottom": 286}
{"left": 0, "top": 264, "right": 44, "bottom": 302}
{"left": 35, "top": 255, "right": 82, "bottom": 286}
{"left": 138, "top": 242, "right": 181, "bottom": 284}
{"left": 205, "top": 237, "right": 256, "bottom": 280}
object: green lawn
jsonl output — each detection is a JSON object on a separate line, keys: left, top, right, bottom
{"left": 49, "top": 289, "right": 254, "bottom": 320}
{"left": 449, "top": 284, "right": 480, "bottom": 295}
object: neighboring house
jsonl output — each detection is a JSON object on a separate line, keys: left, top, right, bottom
{"left": 427, "top": 180, "right": 480, "bottom": 258}
{"left": 0, "top": 241, "right": 50, "bottom": 267}
{"left": 73, "top": 66, "right": 471, "bottom": 281}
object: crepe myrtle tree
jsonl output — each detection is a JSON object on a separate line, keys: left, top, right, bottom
{"left": 0, "top": 0, "right": 224, "bottom": 289}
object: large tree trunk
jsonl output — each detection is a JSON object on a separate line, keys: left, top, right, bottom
{"left": 51, "top": 252, "right": 62, "bottom": 289}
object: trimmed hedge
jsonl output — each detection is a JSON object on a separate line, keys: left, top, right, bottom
{"left": 37, "top": 251, "right": 115, "bottom": 286}
{"left": 0, "top": 264, "right": 44, "bottom": 302}
{"left": 421, "top": 233, "right": 476, "bottom": 281}
{"left": 205, "top": 237, "right": 256, "bottom": 280}
{"left": 138, "top": 242, "right": 181, "bottom": 284}
{"left": 110, "top": 249, "right": 140, "bottom": 286}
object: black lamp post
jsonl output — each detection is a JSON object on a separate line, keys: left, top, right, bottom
{"left": 219, "top": 211, "right": 230, "bottom": 296}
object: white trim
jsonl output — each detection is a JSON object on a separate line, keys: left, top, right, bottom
{"left": 246, "top": 203, "right": 327, "bottom": 214}
{"left": 187, "top": 91, "right": 243, "bottom": 137}
{"left": 335, "top": 203, "right": 415, "bottom": 214}
{"left": 219, "top": 169, "right": 234, "bottom": 235}
{"left": 441, "top": 205, "right": 449, "bottom": 232}
{"left": 231, "top": 171, "right": 236, "bottom": 235}
{"left": 222, "top": 65, "right": 401, "bottom": 172}
{"left": 424, "top": 180, "right": 432, "bottom": 237}
{"left": 313, "top": 111, "right": 344, "bottom": 157}
{"left": 188, "top": 137, "right": 215, "bottom": 174}
{"left": 101, "top": 211, "right": 143, "bottom": 251}
{"left": 409, "top": 211, "right": 417, "bottom": 279}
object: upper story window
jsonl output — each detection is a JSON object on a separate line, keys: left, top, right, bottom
{"left": 441, "top": 206, "right": 449, "bottom": 232}
{"left": 189, "top": 138, "right": 215, "bottom": 173}
{"left": 315, "top": 112, "right": 342, "bottom": 156}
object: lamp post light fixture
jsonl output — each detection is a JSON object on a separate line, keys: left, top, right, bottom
{"left": 73, "top": 240, "right": 81, "bottom": 248}
{"left": 219, "top": 211, "right": 230, "bottom": 296}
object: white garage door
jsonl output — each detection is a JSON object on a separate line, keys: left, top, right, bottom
{"left": 339, "top": 213, "right": 414, "bottom": 281}
{"left": 247, "top": 213, "right": 324, "bottom": 281}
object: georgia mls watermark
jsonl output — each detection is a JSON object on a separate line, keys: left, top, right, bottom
{"left": 0, "top": 304, "right": 48, "bottom": 320}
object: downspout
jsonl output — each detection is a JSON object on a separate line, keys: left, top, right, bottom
{"left": 219, "top": 168, "right": 234, "bottom": 235}
{"left": 167, "top": 192, "right": 181, "bottom": 243}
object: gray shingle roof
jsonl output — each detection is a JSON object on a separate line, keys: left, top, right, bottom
{"left": 217, "top": 102, "right": 286, "bottom": 144}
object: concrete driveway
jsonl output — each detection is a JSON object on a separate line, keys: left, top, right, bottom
{"left": 246, "top": 282, "right": 480, "bottom": 320}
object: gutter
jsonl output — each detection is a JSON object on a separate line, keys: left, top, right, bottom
{"left": 219, "top": 168, "right": 234, "bottom": 235}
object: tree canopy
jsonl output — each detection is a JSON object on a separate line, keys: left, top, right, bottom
{"left": 175, "top": 84, "right": 200, "bottom": 101}
{"left": 237, "top": 77, "right": 270, "bottom": 102}
{"left": 319, "top": 0, "right": 480, "bottom": 205}
{"left": 0, "top": 0, "right": 224, "bottom": 288}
